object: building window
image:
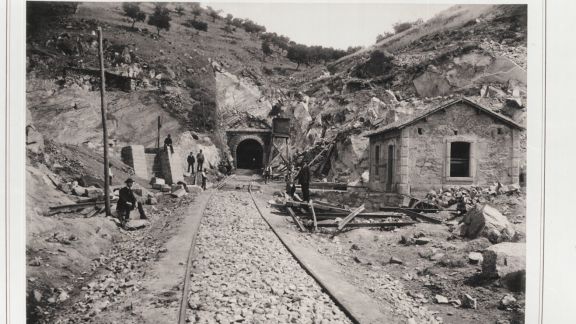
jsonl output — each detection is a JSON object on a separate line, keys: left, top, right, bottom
{"left": 417, "top": 128, "right": 423, "bottom": 135}
{"left": 450, "top": 142, "right": 470, "bottom": 177}
{"left": 374, "top": 145, "right": 380, "bottom": 175}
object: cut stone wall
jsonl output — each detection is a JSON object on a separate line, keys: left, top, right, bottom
{"left": 120, "top": 145, "right": 148, "bottom": 179}
{"left": 369, "top": 102, "right": 520, "bottom": 195}
{"left": 159, "top": 148, "right": 184, "bottom": 185}
{"left": 406, "top": 102, "right": 516, "bottom": 193}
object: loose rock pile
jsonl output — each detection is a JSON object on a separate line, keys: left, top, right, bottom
{"left": 188, "top": 191, "right": 352, "bottom": 324}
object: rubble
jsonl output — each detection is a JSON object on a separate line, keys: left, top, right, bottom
{"left": 482, "top": 242, "right": 526, "bottom": 291}
{"left": 460, "top": 204, "right": 516, "bottom": 243}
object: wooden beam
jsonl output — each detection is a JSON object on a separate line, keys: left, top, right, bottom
{"left": 397, "top": 208, "right": 443, "bottom": 224}
{"left": 310, "top": 200, "right": 318, "bottom": 232}
{"left": 337, "top": 204, "right": 366, "bottom": 231}
{"left": 318, "top": 221, "right": 415, "bottom": 228}
{"left": 286, "top": 207, "right": 306, "bottom": 232}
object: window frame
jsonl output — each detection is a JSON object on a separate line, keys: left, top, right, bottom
{"left": 445, "top": 137, "right": 476, "bottom": 182}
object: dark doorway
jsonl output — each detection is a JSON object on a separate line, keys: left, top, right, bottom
{"left": 236, "top": 139, "right": 263, "bottom": 169}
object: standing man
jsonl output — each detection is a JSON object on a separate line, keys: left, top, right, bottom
{"left": 116, "top": 178, "right": 136, "bottom": 225}
{"left": 108, "top": 162, "right": 113, "bottom": 185}
{"left": 201, "top": 168, "right": 208, "bottom": 190}
{"left": 164, "top": 134, "right": 174, "bottom": 154}
{"left": 264, "top": 165, "right": 272, "bottom": 184}
{"left": 297, "top": 163, "right": 311, "bottom": 202}
{"left": 187, "top": 152, "right": 195, "bottom": 174}
{"left": 196, "top": 149, "right": 205, "bottom": 172}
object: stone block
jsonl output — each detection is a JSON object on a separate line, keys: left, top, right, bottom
{"left": 482, "top": 242, "right": 526, "bottom": 291}
{"left": 150, "top": 177, "right": 165, "bottom": 185}
{"left": 152, "top": 183, "right": 163, "bottom": 190}
{"left": 161, "top": 184, "right": 171, "bottom": 192}
{"left": 124, "top": 219, "right": 150, "bottom": 230}
{"left": 85, "top": 187, "right": 104, "bottom": 198}
{"left": 72, "top": 186, "right": 88, "bottom": 196}
{"left": 171, "top": 188, "right": 187, "bottom": 198}
{"left": 460, "top": 204, "right": 516, "bottom": 243}
{"left": 171, "top": 184, "right": 184, "bottom": 192}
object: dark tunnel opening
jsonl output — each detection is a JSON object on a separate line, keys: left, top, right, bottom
{"left": 236, "top": 139, "right": 264, "bottom": 169}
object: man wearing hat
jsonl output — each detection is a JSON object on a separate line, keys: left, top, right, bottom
{"left": 117, "top": 178, "right": 137, "bottom": 225}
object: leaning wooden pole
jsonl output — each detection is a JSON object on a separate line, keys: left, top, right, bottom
{"left": 98, "top": 27, "right": 112, "bottom": 216}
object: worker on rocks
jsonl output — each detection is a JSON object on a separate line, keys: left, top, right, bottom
{"left": 297, "top": 163, "right": 311, "bottom": 202}
{"left": 196, "top": 149, "right": 205, "bottom": 172}
{"left": 164, "top": 134, "right": 174, "bottom": 154}
{"left": 116, "top": 178, "right": 137, "bottom": 226}
{"left": 187, "top": 152, "right": 195, "bottom": 174}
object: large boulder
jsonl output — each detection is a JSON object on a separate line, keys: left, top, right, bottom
{"left": 482, "top": 242, "right": 526, "bottom": 291}
{"left": 460, "top": 204, "right": 516, "bottom": 243}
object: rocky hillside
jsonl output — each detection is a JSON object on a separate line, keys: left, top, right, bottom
{"left": 26, "top": 2, "right": 527, "bottom": 184}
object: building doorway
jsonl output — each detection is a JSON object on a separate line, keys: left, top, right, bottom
{"left": 236, "top": 139, "right": 264, "bottom": 169}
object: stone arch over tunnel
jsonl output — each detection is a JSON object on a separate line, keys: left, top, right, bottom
{"left": 236, "top": 138, "right": 264, "bottom": 169}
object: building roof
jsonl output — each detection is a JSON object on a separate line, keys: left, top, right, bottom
{"left": 364, "top": 97, "right": 524, "bottom": 137}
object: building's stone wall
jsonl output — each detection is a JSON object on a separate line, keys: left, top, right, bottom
{"left": 368, "top": 102, "right": 520, "bottom": 195}
{"left": 407, "top": 102, "right": 516, "bottom": 193}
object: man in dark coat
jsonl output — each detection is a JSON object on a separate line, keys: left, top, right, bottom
{"left": 187, "top": 152, "right": 195, "bottom": 174}
{"left": 116, "top": 178, "right": 137, "bottom": 224}
{"left": 196, "top": 149, "right": 205, "bottom": 172}
{"left": 297, "top": 163, "right": 311, "bottom": 201}
{"left": 164, "top": 134, "right": 174, "bottom": 154}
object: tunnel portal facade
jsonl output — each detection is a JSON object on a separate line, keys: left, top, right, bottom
{"left": 226, "top": 129, "right": 271, "bottom": 170}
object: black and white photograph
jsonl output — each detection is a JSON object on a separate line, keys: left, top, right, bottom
{"left": 4, "top": 0, "right": 562, "bottom": 323}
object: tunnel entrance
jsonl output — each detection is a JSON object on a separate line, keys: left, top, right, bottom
{"left": 236, "top": 139, "right": 264, "bottom": 169}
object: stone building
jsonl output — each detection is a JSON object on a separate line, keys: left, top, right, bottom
{"left": 364, "top": 98, "right": 524, "bottom": 195}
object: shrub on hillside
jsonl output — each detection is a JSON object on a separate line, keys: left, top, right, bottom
{"left": 376, "top": 32, "right": 394, "bottom": 43}
{"left": 148, "top": 4, "right": 171, "bottom": 36}
{"left": 392, "top": 18, "right": 423, "bottom": 34}
{"left": 242, "top": 19, "right": 266, "bottom": 34}
{"left": 175, "top": 5, "right": 185, "bottom": 16}
{"left": 122, "top": 3, "right": 146, "bottom": 29}
{"left": 206, "top": 6, "right": 221, "bottom": 22}
{"left": 351, "top": 50, "right": 394, "bottom": 78}
{"left": 185, "top": 20, "right": 208, "bottom": 32}
{"left": 191, "top": 4, "right": 202, "bottom": 20}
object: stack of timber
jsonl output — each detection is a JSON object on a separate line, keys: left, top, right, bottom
{"left": 270, "top": 197, "right": 443, "bottom": 232}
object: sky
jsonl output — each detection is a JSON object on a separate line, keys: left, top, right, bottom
{"left": 207, "top": 2, "right": 452, "bottom": 50}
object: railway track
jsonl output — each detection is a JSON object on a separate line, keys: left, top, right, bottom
{"left": 176, "top": 174, "right": 357, "bottom": 324}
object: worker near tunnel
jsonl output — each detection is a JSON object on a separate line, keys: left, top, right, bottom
{"left": 297, "top": 163, "right": 311, "bottom": 202}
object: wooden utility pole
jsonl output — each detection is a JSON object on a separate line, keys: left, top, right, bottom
{"left": 157, "top": 116, "right": 161, "bottom": 149}
{"left": 98, "top": 27, "right": 111, "bottom": 216}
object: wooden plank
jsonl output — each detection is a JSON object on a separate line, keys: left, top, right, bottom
{"left": 318, "top": 221, "right": 415, "bottom": 228}
{"left": 380, "top": 207, "right": 443, "bottom": 213}
{"left": 397, "top": 208, "right": 443, "bottom": 224}
{"left": 310, "top": 200, "right": 318, "bottom": 232}
{"left": 299, "top": 213, "right": 405, "bottom": 219}
{"left": 337, "top": 204, "right": 365, "bottom": 231}
{"left": 50, "top": 201, "right": 106, "bottom": 210}
{"left": 286, "top": 207, "right": 306, "bottom": 232}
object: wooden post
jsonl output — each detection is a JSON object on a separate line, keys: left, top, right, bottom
{"left": 97, "top": 27, "right": 111, "bottom": 216}
{"left": 157, "top": 116, "right": 161, "bottom": 149}
{"left": 310, "top": 199, "right": 317, "bottom": 232}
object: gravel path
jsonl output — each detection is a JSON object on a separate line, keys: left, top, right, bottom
{"left": 187, "top": 191, "right": 352, "bottom": 324}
